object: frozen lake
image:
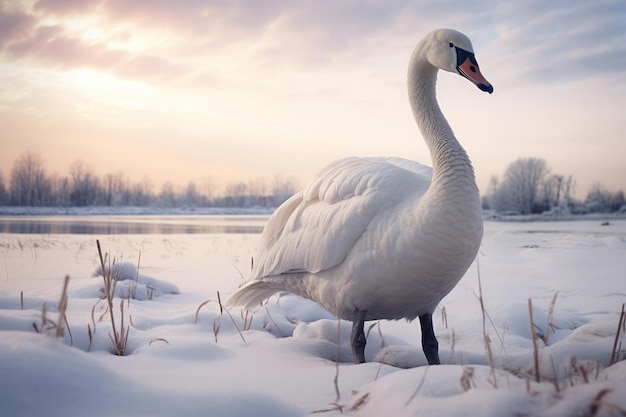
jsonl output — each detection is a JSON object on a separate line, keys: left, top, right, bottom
{"left": 0, "top": 214, "right": 268, "bottom": 235}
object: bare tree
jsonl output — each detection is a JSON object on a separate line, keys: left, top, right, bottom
{"left": 586, "top": 183, "right": 612, "bottom": 211}
{"left": 10, "top": 152, "right": 51, "bottom": 206}
{"left": 539, "top": 174, "right": 563, "bottom": 211}
{"left": 103, "top": 172, "right": 126, "bottom": 206}
{"left": 489, "top": 157, "right": 550, "bottom": 214}
{"left": 586, "top": 183, "right": 625, "bottom": 212}
{"left": 246, "top": 178, "right": 268, "bottom": 206}
{"left": 561, "top": 175, "right": 576, "bottom": 207}
{"left": 158, "top": 181, "right": 177, "bottom": 207}
{"left": 200, "top": 176, "right": 216, "bottom": 204}
{"left": 128, "top": 176, "right": 153, "bottom": 206}
{"left": 3, "top": 151, "right": 307, "bottom": 209}
{"left": 183, "top": 181, "right": 202, "bottom": 207}
{"left": 612, "top": 190, "right": 626, "bottom": 212}
{"left": 270, "top": 174, "right": 299, "bottom": 206}
{"left": 0, "top": 171, "right": 8, "bottom": 205}
{"left": 223, "top": 181, "right": 249, "bottom": 207}
{"left": 483, "top": 175, "right": 502, "bottom": 210}
{"left": 69, "top": 159, "right": 102, "bottom": 206}
{"left": 49, "top": 174, "right": 71, "bottom": 207}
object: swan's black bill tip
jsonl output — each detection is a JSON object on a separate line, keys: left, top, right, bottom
{"left": 478, "top": 83, "right": 494, "bottom": 94}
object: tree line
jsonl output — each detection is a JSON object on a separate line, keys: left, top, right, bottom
{"left": 483, "top": 157, "right": 625, "bottom": 215}
{"left": 1, "top": 152, "right": 624, "bottom": 215}
{"left": 0, "top": 152, "right": 299, "bottom": 209}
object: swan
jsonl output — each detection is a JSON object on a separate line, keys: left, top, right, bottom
{"left": 228, "top": 28, "right": 493, "bottom": 365}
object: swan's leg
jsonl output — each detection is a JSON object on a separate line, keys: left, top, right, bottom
{"left": 419, "top": 313, "right": 441, "bottom": 365}
{"left": 351, "top": 309, "right": 367, "bottom": 364}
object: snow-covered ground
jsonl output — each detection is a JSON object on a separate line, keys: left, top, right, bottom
{"left": 1, "top": 219, "right": 625, "bottom": 416}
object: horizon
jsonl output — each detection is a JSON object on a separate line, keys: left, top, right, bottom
{"left": 0, "top": 150, "right": 622, "bottom": 202}
{"left": 1, "top": 1, "right": 625, "bottom": 199}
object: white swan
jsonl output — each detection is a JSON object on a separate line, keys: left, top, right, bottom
{"left": 228, "top": 28, "right": 493, "bottom": 365}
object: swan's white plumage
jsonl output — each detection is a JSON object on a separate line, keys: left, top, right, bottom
{"left": 253, "top": 157, "right": 432, "bottom": 279}
{"left": 228, "top": 28, "right": 490, "bottom": 330}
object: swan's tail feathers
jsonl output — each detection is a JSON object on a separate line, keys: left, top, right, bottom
{"left": 227, "top": 280, "right": 281, "bottom": 311}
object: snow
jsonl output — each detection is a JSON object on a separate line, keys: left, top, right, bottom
{"left": 1, "top": 218, "right": 625, "bottom": 416}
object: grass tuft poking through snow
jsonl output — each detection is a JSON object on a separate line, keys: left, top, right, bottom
{"left": 609, "top": 303, "right": 626, "bottom": 366}
{"left": 195, "top": 291, "right": 246, "bottom": 343}
{"left": 528, "top": 298, "right": 541, "bottom": 383}
{"left": 32, "top": 275, "right": 71, "bottom": 344}
{"left": 96, "top": 240, "right": 130, "bottom": 355}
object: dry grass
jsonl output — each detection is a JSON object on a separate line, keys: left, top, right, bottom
{"left": 241, "top": 309, "right": 253, "bottom": 331}
{"left": 332, "top": 318, "right": 342, "bottom": 405}
{"left": 148, "top": 338, "right": 169, "bottom": 347}
{"left": 96, "top": 239, "right": 130, "bottom": 356}
{"left": 195, "top": 291, "right": 246, "bottom": 343}
{"left": 540, "top": 291, "right": 560, "bottom": 344}
{"left": 528, "top": 298, "right": 541, "bottom": 383}
{"left": 263, "top": 305, "right": 284, "bottom": 337}
{"left": 32, "top": 275, "right": 73, "bottom": 346}
{"left": 55, "top": 275, "right": 70, "bottom": 340}
{"left": 590, "top": 388, "right": 626, "bottom": 417}
{"left": 471, "top": 258, "right": 626, "bottom": 409}
{"left": 609, "top": 303, "right": 625, "bottom": 366}
{"left": 459, "top": 366, "right": 476, "bottom": 392}
{"left": 309, "top": 261, "right": 626, "bottom": 415}
{"left": 441, "top": 305, "right": 448, "bottom": 329}
{"left": 404, "top": 367, "right": 429, "bottom": 406}
{"left": 311, "top": 319, "right": 348, "bottom": 414}
{"left": 476, "top": 257, "right": 497, "bottom": 388}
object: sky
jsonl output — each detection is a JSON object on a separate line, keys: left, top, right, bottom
{"left": 1, "top": 0, "right": 625, "bottom": 198}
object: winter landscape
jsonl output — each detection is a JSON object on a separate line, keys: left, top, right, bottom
{"left": 0, "top": 214, "right": 625, "bottom": 416}
{"left": 2, "top": 1, "right": 625, "bottom": 416}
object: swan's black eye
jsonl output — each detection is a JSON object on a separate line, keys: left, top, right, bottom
{"left": 470, "top": 65, "right": 476, "bottom": 73}
{"left": 449, "top": 42, "right": 454, "bottom": 48}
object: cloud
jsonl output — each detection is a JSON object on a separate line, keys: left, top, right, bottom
{"left": 118, "top": 53, "right": 186, "bottom": 82}
{"left": 3, "top": 0, "right": 624, "bottom": 78}
{"left": 489, "top": 0, "right": 626, "bottom": 83}
{"left": 0, "top": 8, "right": 189, "bottom": 84}
{"left": 0, "top": 7, "right": 37, "bottom": 48}
{"left": 34, "top": 0, "right": 101, "bottom": 15}
{"left": 1, "top": 0, "right": 624, "bottom": 98}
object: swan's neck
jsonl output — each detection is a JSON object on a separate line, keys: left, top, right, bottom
{"left": 408, "top": 55, "right": 477, "bottom": 195}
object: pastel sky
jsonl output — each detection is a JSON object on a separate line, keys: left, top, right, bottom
{"left": 1, "top": 0, "right": 625, "bottom": 198}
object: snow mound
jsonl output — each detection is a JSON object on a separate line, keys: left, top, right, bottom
{"left": 92, "top": 262, "right": 180, "bottom": 300}
{"left": 0, "top": 331, "right": 299, "bottom": 417}
{"left": 340, "top": 363, "right": 626, "bottom": 417}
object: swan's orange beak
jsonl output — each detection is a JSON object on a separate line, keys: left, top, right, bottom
{"left": 456, "top": 48, "right": 493, "bottom": 94}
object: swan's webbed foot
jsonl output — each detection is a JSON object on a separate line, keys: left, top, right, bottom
{"left": 351, "top": 309, "right": 367, "bottom": 364}
{"left": 419, "top": 312, "right": 441, "bottom": 365}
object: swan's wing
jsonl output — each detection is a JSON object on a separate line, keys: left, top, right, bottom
{"left": 250, "top": 157, "right": 432, "bottom": 280}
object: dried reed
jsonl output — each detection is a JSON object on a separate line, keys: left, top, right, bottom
{"left": 195, "top": 291, "right": 246, "bottom": 343}
{"left": 96, "top": 239, "right": 130, "bottom": 356}
{"left": 32, "top": 275, "right": 73, "bottom": 346}
{"left": 528, "top": 298, "right": 541, "bottom": 383}
{"left": 476, "top": 257, "right": 497, "bottom": 387}
{"left": 609, "top": 303, "right": 625, "bottom": 366}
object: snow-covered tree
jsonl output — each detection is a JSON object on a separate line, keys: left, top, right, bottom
{"left": 489, "top": 157, "right": 550, "bottom": 214}
{"left": 10, "top": 152, "right": 52, "bottom": 206}
{"left": 0, "top": 171, "right": 8, "bottom": 205}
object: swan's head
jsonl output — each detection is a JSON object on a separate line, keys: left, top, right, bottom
{"left": 424, "top": 28, "right": 493, "bottom": 94}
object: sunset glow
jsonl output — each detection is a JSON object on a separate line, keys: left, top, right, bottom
{"left": 1, "top": 0, "right": 625, "bottom": 197}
